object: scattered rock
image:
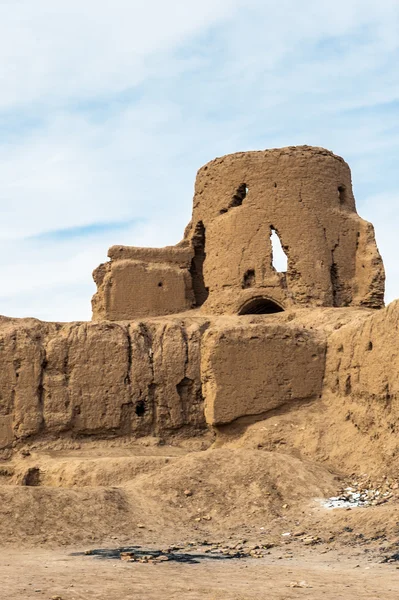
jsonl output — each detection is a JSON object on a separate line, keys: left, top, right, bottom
{"left": 321, "top": 475, "right": 399, "bottom": 509}
{"left": 301, "top": 536, "right": 321, "bottom": 546}
{"left": 290, "top": 581, "right": 312, "bottom": 588}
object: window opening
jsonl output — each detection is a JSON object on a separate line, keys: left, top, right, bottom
{"left": 270, "top": 228, "right": 288, "bottom": 272}
{"left": 219, "top": 184, "right": 248, "bottom": 214}
{"left": 338, "top": 185, "right": 346, "bottom": 204}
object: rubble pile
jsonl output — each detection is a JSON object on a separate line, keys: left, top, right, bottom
{"left": 322, "top": 475, "right": 399, "bottom": 509}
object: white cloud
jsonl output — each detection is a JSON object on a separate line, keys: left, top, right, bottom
{"left": 0, "top": 0, "right": 398, "bottom": 319}
{"left": 0, "top": 0, "right": 240, "bottom": 110}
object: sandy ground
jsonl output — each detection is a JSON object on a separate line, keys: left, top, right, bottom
{"left": 1, "top": 546, "right": 398, "bottom": 600}
{"left": 1, "top": 442, "right": 399, "bottom": 599}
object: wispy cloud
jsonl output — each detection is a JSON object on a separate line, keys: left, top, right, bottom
{"left": 28, "top": 219, "right": 142, "bottom": 242}
{"left": 0, "top": 0, "right": 398, "bottom": 319}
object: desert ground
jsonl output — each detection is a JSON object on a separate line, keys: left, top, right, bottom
{"left": 1, "top": 438, "right": 398, "bottom": 599}
{"left": 2, "top": 546, "right": 398, "bottom": 600}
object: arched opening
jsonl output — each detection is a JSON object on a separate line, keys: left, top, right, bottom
{"left": 238, "top": 297, "right": 284, "bottom": 315}
{"left": 338, "top": 185, "right": 347, "bottom": 205}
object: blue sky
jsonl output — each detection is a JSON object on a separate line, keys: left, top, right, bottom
{"left": 0, "top": 0, "right": 398, "bottom": 320}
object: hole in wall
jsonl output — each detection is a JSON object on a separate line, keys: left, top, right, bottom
{"left": 238, "top": 297, "right": 284, "bottom": 315}
{"left": 367, "top": 341, "right": 373, "bottom": 351}
{"left": 338, "top": 185, "right": 346, "bottom": 204}
{"left": 242, "top": 269, "right": 256, "bottom": 288}
{"left": 22, "top": 467, "right": 41, "bottom": 487}
{"left": 270, "top": 228, "right": 288, "bottom": 272}
{"left": 135, "top": 400, "right": 146, "bottom": 417}
{"left": 189, "top": 221, "right": 209, "bottom": 307}
{"left": 158, "top": 282, "right": 163, "bottom": 287}
{"left": 219, "top": 184, "right": 248, "bottom": 214}
{"left": 176, "top": 377, "right": 194, "bottom": 403}
{"left": 230, "top": 184, "right": 247, "bottom": 208}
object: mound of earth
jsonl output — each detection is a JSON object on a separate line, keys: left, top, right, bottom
{"left": 0, "top": 486, "right": 131, "bottom": 546}
{"left": 130, "top": 448, "right": 336, "bottom": 531}
{"left": 0, "top": 445, "right": 337, "bottom": 546}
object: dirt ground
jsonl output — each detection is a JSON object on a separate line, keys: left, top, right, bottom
{"left": 1, "top": 546, "right": 398, "bottom": 600}
{"left": 1, "top": 440, "right": 399, "bottom": 599}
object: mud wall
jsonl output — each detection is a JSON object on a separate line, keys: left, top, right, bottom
{"left": 202, "top": 323, "right": 326, "bottom": 425}
{"left": 324, "top": 300, "right": 399, "bottom": 441}
{"left": 0, "top": 316, "right": 208, "bottom": 450}
{"left": 92, "top": 245, "right": 194, "bottom": 320}
{"left": 0, "top": 311, "right": 333, "bottom": 451}
{"left": 3, "top": 301, "right": 398, "bottom": 455}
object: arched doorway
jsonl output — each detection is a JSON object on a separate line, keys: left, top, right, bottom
{"left": 238, "top": 297, "right": 284, "bottom": 315}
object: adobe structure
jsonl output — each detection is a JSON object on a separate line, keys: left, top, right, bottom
{"left": 92, "top": 145, "right": 384, "bottom": 320}
{"left": 3, "top": 145, "right": 398, "bottom": 475}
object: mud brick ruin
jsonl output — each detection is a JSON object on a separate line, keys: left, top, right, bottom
{"left": 92, "top": 145, "right": 384, "bottom": 319}
{"left": 3, "top": 145, "right": 398, "bottom": 473}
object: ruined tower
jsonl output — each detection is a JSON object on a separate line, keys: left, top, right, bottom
{"left": 92, "top": 146, "right": 385, "bottom": 320}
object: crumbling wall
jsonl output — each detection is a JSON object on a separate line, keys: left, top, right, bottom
{"left": 92, "top": 146, "right": 384, "bottom": 321}
{"left": 186, "top": 146, "right": 384, "bottom": 313}
{"left": 3, "top": 303, "right": 399, "bottom": 457}
{"left": 0, "top": 310, "right": 337, "bottom": 451}
{"left": 0, "top": 316, "right": 208, "bottom": 451}
{"left": 229, "top": 301, "right": 399, "bottom": 476}
{"left": 324, "top": 299, "right": 399, "bottom": 434}
{"left": 0, "top": 144, "right": 389, "bottom": 452}
{"left": 92, "top": 245, "right": 195, "bottom": 321}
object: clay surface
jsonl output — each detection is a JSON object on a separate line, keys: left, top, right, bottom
{"left": 188, "top": 147, "right": 384, "bottom": 313}
{"left": 0, "top": 316, "right": 209, "bottom": 450}
{"left": 92, "top": 246, "right": 194, "bottom": 320}
{"left": 0, "top": 306, "right": 383, "bottom": 452}
{"left": 202, "top": 323, "right": 325, "bottom": 425}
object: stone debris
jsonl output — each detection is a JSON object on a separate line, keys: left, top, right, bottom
{"left": 121, "top": 552, "right": 169, "bottom": 564}
{"left": 301, "top": 536, "right": 321, "bottom": 546}
{"left": 321, "top": 475, "right": 398, "bottom": 509}
{"left": 85, "top": 540, "right": 276, "bottom": 565}
{"left": 290, "top": 581, "right": 312, "bottom": 588}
